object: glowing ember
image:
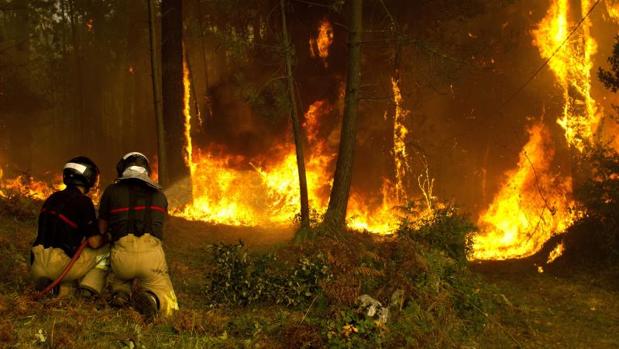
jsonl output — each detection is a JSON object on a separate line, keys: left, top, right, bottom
{"left": 471, "top": 124, "right": 575, "bottom": 260}
{"left": 546, "top": 242, "right": 565, "bottom": 264}
{"left": 532, "top": 0, "right": 600, "bottom": 152}
{"left": 309, "top": 19, "right": 334, "bottom": 66}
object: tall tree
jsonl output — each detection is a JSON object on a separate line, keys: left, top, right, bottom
{"left": 321, "top": 0, "right": 363, "bottom": 233}
{"left": 148, "top": 0, "right": 167, "bottom": 185}
{"left": 280, "top": 0, "right": 310, "bottom": 230}
{"left": 161, "top": 0, "right": 189, "bottom": 186}
{"left": 64, "top": 0, "right": 86, "bottom": 147}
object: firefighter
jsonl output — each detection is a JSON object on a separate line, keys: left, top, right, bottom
{"left": 30, "top": 156, "right": 109, "bottom": 298}
{"left": 99, "top": 152, "right": 178, "bottom": 318}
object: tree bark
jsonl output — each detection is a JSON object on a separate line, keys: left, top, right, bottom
{"left": 65, "top": 0, "right": 85, "bottom": 149}
{"left": 280, "top": 0, "right": 310, "bottom": 229}
{"left": 161, "top": 0, "right": 190, "bottom": 186}
{"left": 9, "top": 0, "right": 32, "bottom": 172}
{"left": 321, "top": 0, "right": 363, "bottom": 233}
{"left": 194, "top": 0, "right": 211, "bottom": 121}
{"left": 148, "top": 0, "right": 168, "bottom": 186}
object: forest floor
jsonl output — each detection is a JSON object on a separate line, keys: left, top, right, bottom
{"left": 475, "top": 263, "right": 619, "bottom": 348}
{"left": 1, "top": 209, "right": 619, "bottom": 348}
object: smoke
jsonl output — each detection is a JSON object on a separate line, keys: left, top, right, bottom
{"left": 2, "top": 0, "right": 619, "bottom": 220}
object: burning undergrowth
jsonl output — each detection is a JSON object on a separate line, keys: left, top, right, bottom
{"left": 471, "top": 123, "right": 576, "bottom": 262}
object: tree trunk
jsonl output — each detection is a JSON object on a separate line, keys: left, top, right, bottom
{"left": 160, "top": 0, "right": 189, "bottom": 186}
{"left": 10, "top": 0, "right": 32, "bottom": 172}
{"left": 65, "top": 0, "right": 85, "bottom": 149}
{"left": 147, "top": 0, "right": 168, "bottom": 186}
{"left": 161, "top": 0, "right": 190, "bottom": 185}
{"left": 321, "top": 0, "right": 363, "bottom": 233}
{"left": 280, "top": 0, "right": 310, "bottom": 230}
{"left": 194, "top": 0, "right": 211, "bottom": 121}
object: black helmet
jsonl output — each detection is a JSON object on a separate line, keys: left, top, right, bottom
{"left": 116, "top": 152, "right": 151, "bottom": 177}
{"left": 63, "top": 156, "right": 99, "bottom": 193}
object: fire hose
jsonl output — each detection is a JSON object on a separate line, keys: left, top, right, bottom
{"left": 35, "top": 239, "right": 89, "bottom": 300}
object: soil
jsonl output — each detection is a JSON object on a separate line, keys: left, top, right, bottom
{"left": 475, "top": 261, "right": 619, "bottom": 348}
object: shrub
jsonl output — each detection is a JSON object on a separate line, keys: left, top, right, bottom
{"left": 398, "top": 207, "right": 476, "bottom": 264}
{"left": 322, "top": 308, "right": 383, "bottom": 349}
{"left": 0, "top": 191, "right": 39, "bottom": 220}
{"left": 204, "top": 241, "right": 331, "bottom": 308}
{"left": 569, "top": 145, "right": 619, "bottom": 261}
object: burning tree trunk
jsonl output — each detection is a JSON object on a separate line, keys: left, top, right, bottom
{"left": 321, "top": 0, "right": 363, "bottom": 233}
{"left": 147, "top": 0, "right": 168, "bottom": 186}
{"left": 161, "top": 0, "right": 189, "bottom": 186}
{"left": 280, "top": 0, "right": 310, "bottom": 230}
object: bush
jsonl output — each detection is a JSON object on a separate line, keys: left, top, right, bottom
{"left": 0, "top": 191, "right": 40, "bottom": 220}
{"left": 204, "top": 241, "right": 331, "bottom": 308}
{"left": 322, "top": 308, "right": 383, "bottom": 349}
{"left": 203, "top": 209, "right": 491, "bottom": 346}
{"left": 569, "top": 146, "right": 619, "bottom": 261}
{"left": 398, "top": 207, "right": 476, "bottom": 264}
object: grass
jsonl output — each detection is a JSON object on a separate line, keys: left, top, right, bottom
{"left": 1, "top": 195, "right": 619, "bottom": 348}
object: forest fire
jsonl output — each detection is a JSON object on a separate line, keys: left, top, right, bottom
{"left": 533, "top": 0, "right": 600, "bottom": 152}
{"left": 1, "top": 0, "right": 616, "bottom": 260}
{"left": 6, "top": 2, "right": 619, "bottom": 345}
{"left": 0, "top": 169, "right": 64, "bottom": 201}
{"left": 309, "top": 19, "right": 334, "bottom": 66}
{"left": 183, "top": 56, "right": 197, "bottom": 178}
{"left": 470, "top": 0, "right": 604, "bottom": 261}
{"left": 171, "top": 18, "right": 410, "bottom": 234}
{"left": 172, "top": 95, "right": 405, "bottom": 233}
{"left": 392, "top": 76, "right": 412, "bottom": 203}
{"left": 472, "top": 124, "right": 575, "bottom": 260}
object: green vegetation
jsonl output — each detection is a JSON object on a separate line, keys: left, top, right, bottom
{"left": 0, "top": 194, "right": 498, "bottom": 348}
{"left": 2, "top": 195, "right": 619, "bottom": 348}
{"left": 561, "top": 146, "right": 619, "bottom": 264}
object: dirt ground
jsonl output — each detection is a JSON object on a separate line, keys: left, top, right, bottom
{"left": 476, "top": 262, "right": 619, "bottom": 349}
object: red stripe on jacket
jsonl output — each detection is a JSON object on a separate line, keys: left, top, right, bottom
{"left": 109, "top": 205, "right": 167, "bottom": 215}
{"left": 40, "top": 208, "right": 78, "bottom": 229}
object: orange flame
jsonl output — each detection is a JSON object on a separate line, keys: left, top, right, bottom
{"left": 472, "top": 124, "right": 575, "bottom": 260}
{"left": 532, "top": 0, "right": 600, "bottom": 152}
{"left": 172, "top": 95, "right": 406, "bottom": 233}
{"left": 0, "top": 175, "right": 63, "bottom": 201}
{"left": 605, "top": 0, "right": 619, "bottom": 20}
{"left": 183, "top": 55, "right": 197, "bottom": 178}
{"left": 309, "top": 19, "right": 334, "bottom": 67}
{"left": 471, "top": 0, "right": 602, "bottom": 261}
{"left": 391, "top": 76, "right": 411, "bottom": 202}
{"left": 546, "top": 242, "right": 565, "bottom": 264}
{"left": 170, "top": 25, "right": 415, "bottom": 234}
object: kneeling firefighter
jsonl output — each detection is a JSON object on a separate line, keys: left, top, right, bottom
{"left": 31, "top": 156, "right": 109, "bottom": 297}
{"left": 99, "top": 152, "right": 178, "bottom": 317}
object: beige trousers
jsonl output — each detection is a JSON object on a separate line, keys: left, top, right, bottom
{"left": 110, "top": 234, "right": 178, "bottom": 316}
{"left": 31, "top": 244, "right": 110, "bottom": 296}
